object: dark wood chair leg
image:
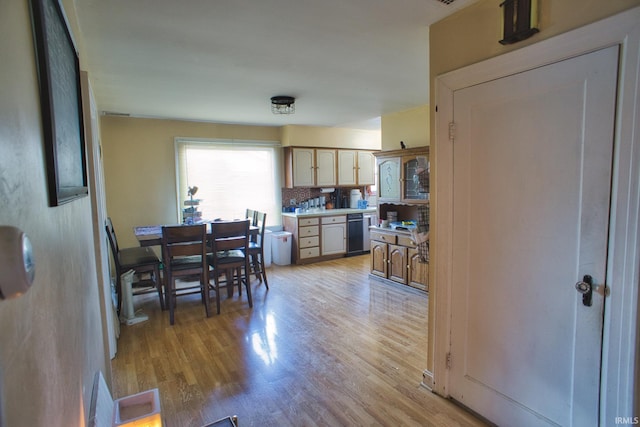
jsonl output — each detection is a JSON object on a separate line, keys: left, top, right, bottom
{"left": 213, "top": 276, "right": 221, "bottom": 315}
{"left": 251, "top": 255, "right": 261, "bottom": 281}
{"left": 201, "top": 272, "right": 211, "bottom": 317}
{"left": 169, "top": 279, "right": 175, "bottom": 325}
{"left": 115, "top": 273, "right": 123, "bottom": 316}
{"left": 153, "top": 265, "right": 165, "bottom": 311}
{"left": 258, "top": 250, "right": 268, "bottom": 289}
{"left": 244, "top": 274, "right": 253, "bottom": 308}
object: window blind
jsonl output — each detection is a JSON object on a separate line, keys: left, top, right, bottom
{"left": 175, "top": 138, "right": 282, "bottom": 225}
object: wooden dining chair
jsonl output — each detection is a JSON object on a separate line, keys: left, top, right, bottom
{"left": 208, "top": 219, "right": 252, "bottom": 314}
{"left": 248, "top": 211, "right": 269, "bottom": 289}
{"left": 161, "top": 223, "right": 211, "bottom": 325}
{"left": 105, "top": 217, "right": 163, "bottom": 315}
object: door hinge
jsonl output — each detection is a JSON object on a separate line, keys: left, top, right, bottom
{"left": 448, "top": 122, "right": 456, "bottom": 141}
{"left": 446, "top": 352, "right": 452, "bottom": 369}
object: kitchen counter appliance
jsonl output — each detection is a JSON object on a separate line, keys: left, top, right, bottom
{"left": 347, "top": 212, "right": 364, "bottom": 256}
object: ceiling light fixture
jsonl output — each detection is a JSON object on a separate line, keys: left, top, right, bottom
{"left": 271, "top": 96, "right": 295, "bottom": 114}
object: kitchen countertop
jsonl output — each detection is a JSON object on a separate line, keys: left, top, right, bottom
{"left": 369, "top": 224, "right": 414, "bottom": 235}
{"left": 281, "top": 207, "right": 376, "bottom": 218}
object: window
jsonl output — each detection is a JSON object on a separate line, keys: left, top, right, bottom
{"left": 175, "top": 138, "right": 282, "bottom": 225}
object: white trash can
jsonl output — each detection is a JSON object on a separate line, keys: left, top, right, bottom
{"left": 263, "top": 229, "right": 272, "bottom": 267}
{"left": 271, "top": 231, "right": 292, "bottom": 265}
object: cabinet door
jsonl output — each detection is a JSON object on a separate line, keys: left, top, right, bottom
{"left": 316, "top": 149, "right": 337, "bottom": 186}
{"left": 292, "top": 148, "right": 315, "bottom": 187}
{"left": 378, "top": 157, "right": 401, "bottom": 201}
{"left": 408, "top": 247, "right": 428, "bottom": 292}
{"left": 370, "top": 240, "right": 387, "bottom": 278}
{"left": 402, "top": 156, "right": 429, "bottom": 202}
{"left": 357, "top": 151, "right": 376, "bottom": 185}
{"left": 321, "top": 223, "right": 346, "bottom": 255}
{"left": 388, "top": 244, "right": 407, "bottom": 284}
{"left": 337, "top": 150, "right": 357, "bottom": 186}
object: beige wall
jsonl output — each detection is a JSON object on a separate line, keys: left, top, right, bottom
{"left": 0, "top": 1, "right": 108, "bottom": 425}
{"left": 281, "top": 125, "right": 381, "bottom": 149}
{"left": 101, "top": 116, "right": 281, "bottom": 249}
{"left": 426, "top": 0, "right": 639, "bottom": 375}
{"left": 381, "top": 105, "right": 429, "bottom": 151}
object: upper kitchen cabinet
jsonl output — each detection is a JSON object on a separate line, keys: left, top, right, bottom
{"left": 337, "top": 150, "right": 376, "bottom": 186}
{"left": 285, "top": 147, "right": 336, "bottom": 188}
{"left": 375, "top": 147, "right": 429, "bottom": 204}
{"left": 378, "top": 156, "right": 401, "bottom": 200}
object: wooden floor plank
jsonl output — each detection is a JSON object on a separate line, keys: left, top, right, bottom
{"left": 111, "top": 254, "right": 488, "bottom": 427}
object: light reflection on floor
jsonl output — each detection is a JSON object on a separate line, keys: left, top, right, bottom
{"left": 249, "top": 311, "right": 278, "bottom": 366}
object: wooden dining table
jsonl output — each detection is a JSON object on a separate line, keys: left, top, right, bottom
{"left": 133, "top": 222, "right": 258, "bottom": 247}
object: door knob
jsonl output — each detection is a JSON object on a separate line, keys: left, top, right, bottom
{"left": 575, "top": 275, "right": 593, "bottom": 307}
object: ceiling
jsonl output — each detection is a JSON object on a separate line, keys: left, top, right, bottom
{"left": 74, "top": 0, "right": 476, "bottom": 130}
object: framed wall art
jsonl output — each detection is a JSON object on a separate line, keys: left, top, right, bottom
{"left": 30, "top": 0, "right": 88, "bottom": 206}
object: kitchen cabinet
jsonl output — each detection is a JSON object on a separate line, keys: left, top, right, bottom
{"left": 369, "top": 228, "right": 428, "bottom": 292}
{"left": 296, "top": 217, "right": 320, "bottom": 260}
{"left": 286, "top": 148, "right": 336, "bottom": 187}
{"left": 357, "top": 151, "right": 376, "bottom": 185}
{"left": 337, "top": 150, "right": 376, "bottom": 186}
{"left": 408, "top": 247, "right": 428, "bottom": 292}
{"left": 375, "top": 147, "right": 429, "bottom": 204}
{"left": 377, "top": 156, "right": 401, "bottom": 201}
{"left": 283, "top": 211, "right": 366, "bottom": 264}
{"left": 321, "top": 215, "right": 346, "bottom": 255}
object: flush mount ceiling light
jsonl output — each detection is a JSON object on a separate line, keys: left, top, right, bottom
{"left": 271, "top": 96, "right": 295, "bottom": 114}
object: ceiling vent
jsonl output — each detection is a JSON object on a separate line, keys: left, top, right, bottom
{"left": 435, "top": 0, "right": 456, "bottom": 4}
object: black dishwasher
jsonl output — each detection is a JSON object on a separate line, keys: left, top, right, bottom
{"left": 346, "top": 213, "right": 364, "bottom": 256}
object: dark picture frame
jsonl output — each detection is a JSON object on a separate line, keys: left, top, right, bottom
{"left": 30, "top": 0, "right": 88, "bottom": 206}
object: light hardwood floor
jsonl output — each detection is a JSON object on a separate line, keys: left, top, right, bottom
{"left": 111, "top": 254, "right": 488, "bottom": 427}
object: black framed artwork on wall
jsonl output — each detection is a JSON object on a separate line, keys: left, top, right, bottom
{"left": 30, "top": 0, "right": 88, "bottom": 206}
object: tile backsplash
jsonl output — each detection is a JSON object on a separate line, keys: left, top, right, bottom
{"left": 281, "top": 188, "right": 321, "bottom": 206}
{"left": 281, "top": 187, "right": 370, "bottom": 208}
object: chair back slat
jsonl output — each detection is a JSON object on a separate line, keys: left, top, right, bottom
{"left": 162, "top": 224, "right": 208, "bottom": 259}
{"left": 210, "top": 220, "right": 250, "bottom": 253}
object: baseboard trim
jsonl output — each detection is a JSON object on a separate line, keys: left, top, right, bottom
{"left": 421, "top": 369, "right": 433, "bottom": 391}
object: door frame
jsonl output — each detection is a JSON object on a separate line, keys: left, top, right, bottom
{"left": 433, "top": 7, "right": 640, "bottom": 423}
{"left": 81, "top": 72, "right": 118, "bottom": 362}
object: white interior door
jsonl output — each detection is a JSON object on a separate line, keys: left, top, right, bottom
{"left": 449, "top": 46, "right": 618, "bottom": 426}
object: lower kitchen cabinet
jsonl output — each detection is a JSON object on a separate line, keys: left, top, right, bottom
{"left": 369, "top": 228, "right": 428, "bottom": 292}
{"left": 283, "top": 213, "right": 350, "bottom": 264}
{"left": 408, "top": 247, "right": 428, "bottom": 292}
{"left": 388, "top": 244, "right": 407, "bottom": 284}
{"left": 296, "top": 217, "right": 320, "bottom": 261}
{"left": 321, "top": 215, "right": 346, "bottom": 255}
{"left": 370, "top": 239, "right": 387, "bottom": 278}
